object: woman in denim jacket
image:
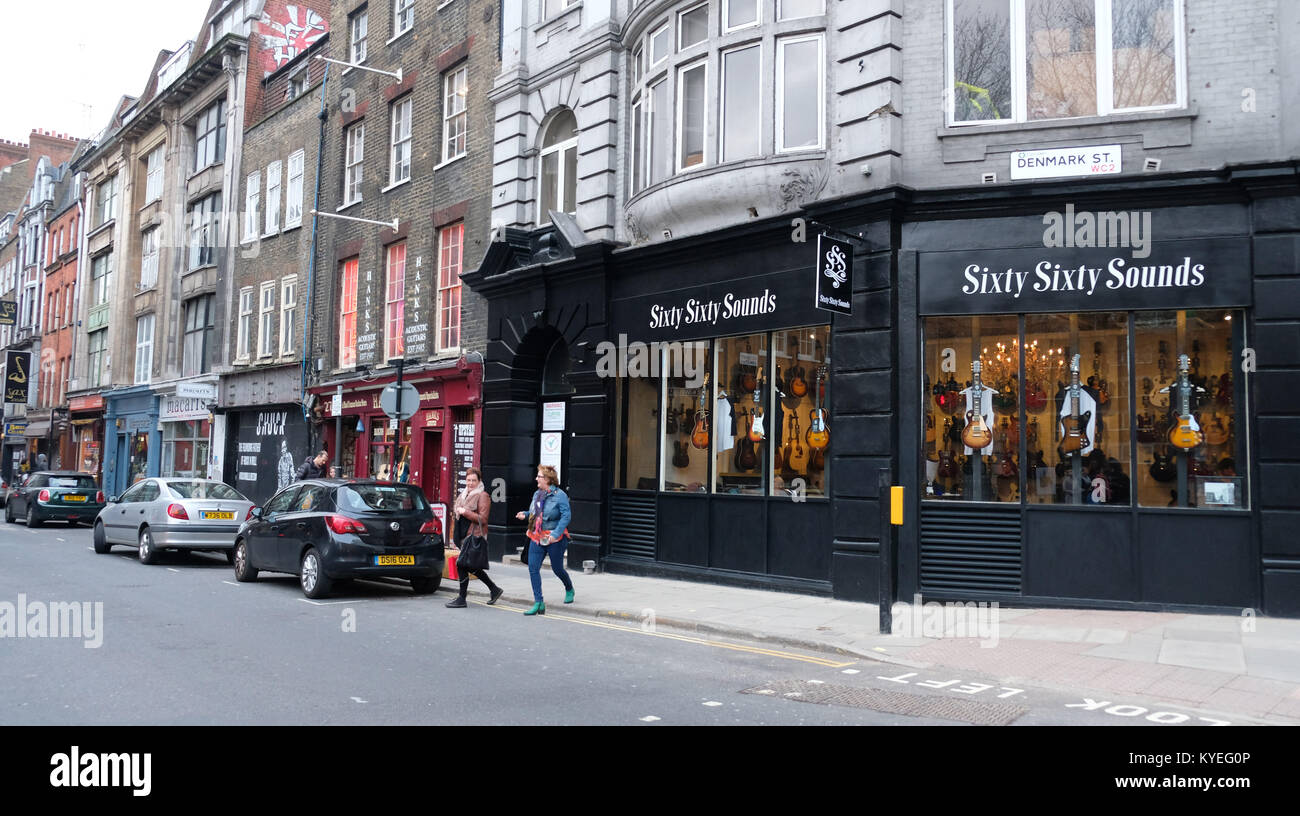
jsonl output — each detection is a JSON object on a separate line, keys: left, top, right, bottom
{"left": 514, "top": 464, "right": 575, "bottom": 615}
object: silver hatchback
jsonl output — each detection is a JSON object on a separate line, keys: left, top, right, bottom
{"left": 93, "top": 478, "right": 255, "bottom": 564}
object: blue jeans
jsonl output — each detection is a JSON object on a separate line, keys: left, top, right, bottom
{"left": 528, "top": 535, "right": 574, "bottom": 603}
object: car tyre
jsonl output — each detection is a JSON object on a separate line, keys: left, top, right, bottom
{"left": 138, "top": 527, "right": 159, "bottom": 565}
{"left": 411, "top": 575, "right": 441, "bottom": 595}
{"left": 225, "top": 548, "right": 236, "bottom": 565}
{"left": 300, "top": 548, "right": 331, "bottom": 599}
{"left": 233, "top": 539, "right": 258, "bottom": 582}
{"left": 25, "top": 507, "right": 40, "bottom": 528}
{"left": 93, "top": 522, "right": 110, "bottom": 554}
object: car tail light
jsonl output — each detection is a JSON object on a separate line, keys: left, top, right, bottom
{"left": 420, "top": 518, "right": 442, "bottom": 537}
{"left": 38, "top": 489, "right": 50, "bottom": 502}
{"left": 166, "top": 503, "right": 189, "bottom": 520}
{"left": 245, "top": 507, "right": 256, "bottom": 521}
{"left": 326, "top": 515, "right": 366, "bottom": 535}
{"left": 96, "top": 491, "right": 105, "bottom": 503}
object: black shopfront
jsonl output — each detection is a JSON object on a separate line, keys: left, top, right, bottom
{"left": 895, "top": 168, "right": 1300, "bottom": 617}
{"left": 464, "top": 218, "right": 892, "bottom": 596}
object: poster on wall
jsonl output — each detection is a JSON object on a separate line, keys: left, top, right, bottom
{"left": 452, "top": 421, "right": 475, "bottom": 492}
{"left": 231, "top": 409, "right": 308, "bottom": 505}
{"left": 540, "top": 432, "right": 562, "bottom": 482}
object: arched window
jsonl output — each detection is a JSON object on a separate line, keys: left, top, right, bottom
{"left": 542, "top": 337, "right": 575, "bottom": 396}
{"left": 538, "top": 110, "right": 578, "bottom": 225}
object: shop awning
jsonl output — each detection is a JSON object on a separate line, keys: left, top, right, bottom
{"left": 23, "top": 421, "right": 50, "bottom": 438}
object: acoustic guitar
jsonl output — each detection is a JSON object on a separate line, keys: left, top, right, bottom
{"left": 1058, "top": 354, "right": 1090, "bottom": 458}
{"left": 690, "top": 373, "right": 711, "bottom": 450}
{"left": 1167, "top": 354, "right": 1204, "bottom": 451}
{"left": 736, "top": 411, "right": 757, "bottom": 470}
{"left": 1203, "top": 412, "right": 1230, "bottom": 447}
{"left": 789, "top": 362, "right": 808, "bottom": 398}
{"left": 740, "top": 340, "right": 757, "bottom": 393}
{"left": 805, "top": 366, "right": 829, "bottom": 450}
{"left": 960, "top": 361, "right": 993, "bottom": 450}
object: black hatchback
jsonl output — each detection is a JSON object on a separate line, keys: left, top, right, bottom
{"left": 232, "top": 479, "right": 444, "bottom": 598}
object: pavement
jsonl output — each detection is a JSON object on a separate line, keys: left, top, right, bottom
{"left": 450, "top": 555, "right": 1300, "bottom": 724}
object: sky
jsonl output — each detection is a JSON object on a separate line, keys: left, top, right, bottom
{"left": 0, "top": 0, "right": 216, "bottom": 144}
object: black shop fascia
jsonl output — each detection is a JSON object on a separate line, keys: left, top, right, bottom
{"left": 897, "top": 197, "right": 1279, "bottom": 613}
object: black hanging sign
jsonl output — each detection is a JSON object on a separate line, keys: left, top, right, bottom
{"left": 815, "top": 234, "right": 853, "bottom": 315}
{"left": 0, "top": 302, "right": 15, "bottom": 326}
{"left": 4, "top": 351, "right": 30, "bottom": 405}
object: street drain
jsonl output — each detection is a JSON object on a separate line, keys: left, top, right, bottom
{"left": 741, "top": 679, "right": 1027, "bottom": 726}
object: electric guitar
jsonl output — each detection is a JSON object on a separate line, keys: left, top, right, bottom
{"left": 690, "top": 373, "right": 711, "bottom": 450}
{"left": 749, "top": 374, "right": 765, "bottom": 442}
{"left": 805, "top": 366, "right": 829, "bottom": 450}
{"left": 1166, "top": 354, "right": 1204, "bottom": 451}
{"left": 1058, "top": 354, "right": 1091, "bottom": 457}
{"left": 672, "top": 440, "right": 689, "bottom": 468}
{"left": 960, "top": 361, "right": 993, "bottom": 450}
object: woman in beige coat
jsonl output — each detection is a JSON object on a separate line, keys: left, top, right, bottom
{"left": 446, "top": 468, "right": 503, "bottom": 608}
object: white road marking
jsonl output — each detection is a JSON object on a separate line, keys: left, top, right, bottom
{"left": 167, "top": 568, "right": 181, "bottom": 573}
{"left": 298, "top": 598, "right": 357, "bottom": 606}
{"left": 807, "top": 679, "right": 825, "bottom": 684}
{"left": 784, "top": 692, "right": 803, "bottom": 697}
{"left": 841, "top": 668, "right": 860, "bottom": 675}
{"left": 350, "top": 697, "right": 368, "bottom": 704}
{"left": 56, "top": 538, "right": 65, "bottom": 542}
{"left": 86, "top": 547, "right": 94, "bottom": 551}
{"left": 638, "top": 716, "right": 661, "bottom": 722}
{"left": 753, "top": 689, "right": 775, "bottom": 695}
{"left": 702, "top": 701, "right": 722, "bottom": 707}
{"left": 222, "top": 581, "right": 241, "bottom": 587}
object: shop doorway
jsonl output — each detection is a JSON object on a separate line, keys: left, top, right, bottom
{"left": 421, "top": 430, "right": 441, "bottom": 504}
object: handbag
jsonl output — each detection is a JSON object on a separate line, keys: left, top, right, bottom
{"left": 457, "top": 534, "right": 489, "bottom": 572}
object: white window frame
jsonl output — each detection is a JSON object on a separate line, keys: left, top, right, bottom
{"left": 265, "top": 160, "right": 282, "bottom": 234}
{"left": 393, "top": 0, "right": 414, "bottom": 38}
{"left": 91, "top": 252, "right": 113, "bottom": 307}
{"left": 436, "top": 223, "right": 463, "bottom": 353}
{"left": 286, "top": 149, "right": 305, "bottom": 228}
{"left": 677, "top": 2, "right": 709, "bottom": 51}
{"left": 280, "top": 276, "right": 297, "bottom": 357}
{"left": 243, "top": 170, "right": 260, "bottom": 242}
{"left": 258, "top": 282, "right": 276, "bottom": 359}
{"left": 145, "top": 146, "right": 165, "bottom": 203}
{"left": 134, "top": 314, "right": 154, "bottom": 385}
{"left": 777, "top": 0, "right": 825, "bottom": 21}
{"left": 95, "top": 175, "right": 118, "bottom": 227}
{"left": 675, "top": 59, "right": 708, "bottom": 172}
{"left": 350, "top": 8, "right": 368, "bottom": 64}
{"left": 538, "top": 117, "right": 579, "bottom": 223}
{"left": 722, "top": 0, "right": 760, "bottom": 33}
{"left": 721, "top": 43, "right": 763, "bottom": 163}
{"left": 443, "top": 66, "right": 469, "bottom": 162}
{"left": 544, "top": 0, "right": 580, "bottom": 19}
{"left": 237, "top": 287, "right": 254, "bottom": 361}
{"left": 630, "top": 95, "right": 644, "bottom": 196}
{"left": 339, "top": 259, "right": 359, "bottom": 369}
{"left": 88, "top": 329, "right": 107, "bottom": 389}
{"left": 648, "top": 22, "right": 671, "bottom": 67}
{"left": 389, "top": 97, "right": 412, "bottom": 185}
{"left": 140, "top": 226, "right": 160, "bottom": 290}
{"left": 385, "top": 242, "right": 406, "bottom": 362}
{"left": 776, "top": 34, "right": 825, "bottom": 153}
{"left": 344, "top": 122, "right": 365, "bottom": 206}
{"left": 944, "top": 0, "right": 1187, "bottom": 127}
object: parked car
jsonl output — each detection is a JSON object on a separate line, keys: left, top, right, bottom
{"left": 0, "top": 472, "right": 29, "bottom": 508}
{"left": 92, "top": 478, "right": 255, "bottom": 564}
{"left": 232, "top": 479, "right": 444, "bottom": 598}
{"left": 5, "top": 471, "right": 104, "bottom": 527}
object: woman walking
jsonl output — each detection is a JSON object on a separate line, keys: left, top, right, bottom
{"left": 514, "top": 465, "right": 574, "bottom": 616}
{"left": 446, "top": 468, "right": 504, "bottom": 608}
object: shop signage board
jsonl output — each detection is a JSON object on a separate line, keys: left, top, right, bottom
{"left": 542, "top": 401, "right": 565, "bottom": 431}
{"left": 5, "top": 422, "right": 27, "bottom": 437}
{"left": 176, "top": 382, "right": 218, "bottom": 401}
{"left": 0, "top": 301, "right": 15, "bottom": 325}
{"left": 815, "top": 234, "right": 853, "bottom": 315}
{"left": 1009, "top": 144, "right": 1122, "bottom": 180}
{"left": 917, "top": 239, "right": 1252, "bottom": 315}
{"left": 3, "top": 351, "right": 31, "bottom": 405}
{"left": 453, "top": 421, "right": 475, "bottom": 491}
{"left": 160, "top": 393, "right": 211, "bottom": 422}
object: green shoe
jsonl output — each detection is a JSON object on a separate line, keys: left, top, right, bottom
{"left": 564, "top": 589, "right": 575, "bottom": 604}
{"left": 524, "top": 602, "right": 546, "bottom": 616}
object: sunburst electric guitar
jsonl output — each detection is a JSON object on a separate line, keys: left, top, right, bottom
{"left": 1058, "top": 354, "right": 1090, "bottom": 457}
{"left": 1167, "top": 354, "right": 1204, "bottom": 451}
{"left": 960, "top": 361, "right": 993, "bottom": 450}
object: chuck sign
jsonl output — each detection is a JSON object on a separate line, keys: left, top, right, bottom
{"left": 815, "top": 234, "right": 853, "bottom": 315}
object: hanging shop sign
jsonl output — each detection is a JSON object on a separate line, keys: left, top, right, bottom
{"left": 176, "top": 382, "right": 219, "bottom": 401}
{"left": 3, "top": 351, "right": 31, "bottom": 405}
{"left": 0, "top": 301, "right": 16, "bottom": 326}
{"left": 917, "top": 238, "right": 1252, "bottom": 316}
{"left": 815, "top": 234, "right": 853, "bottom": 315}
{"left": 1009, "top": 144, "right": 1121, "bottom": 180}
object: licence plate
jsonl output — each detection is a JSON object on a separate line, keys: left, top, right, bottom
{"left": 375, "top": 555, "right": 415, "bottom": 566}
{"left": 201, "top": 511, "right": 235, "bottom": 520}
{"left": 63, "top": 495, "right": 87, "bottom": 502}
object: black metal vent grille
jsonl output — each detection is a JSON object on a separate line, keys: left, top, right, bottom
{"left": 610, "top": 491, "right": 656, "bottom": 559}
{"left": 920, "top": 504, "right": 1022, "bottom": 594}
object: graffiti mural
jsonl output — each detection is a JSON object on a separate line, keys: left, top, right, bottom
{"left": 259, "top": 4, "right": 328, "bottom": 73}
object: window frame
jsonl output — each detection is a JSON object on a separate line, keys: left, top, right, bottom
{"left": 286, "top": 149, "right": 305, "bottom": 228}
{"left": 258, "top": 281, "right": 276, "bottom": 359}
{"left": 140, "top": 226, "right": 160, "bottom": 290}
{"left": 280, "top": 275, "right": 298, "bottom": 357}
{"left": 677, "top": 2, "right": 709, "bottom": 50}
{"left": 777, "top": 0, "right": 826, "bottom": 21}
{"left": 442, "top": 65, "right": 469, "bottom": 163}
{"left": 193, "top": 98, "right": 227, "bottom": 171}
{"left": 237, "top": 287, "right": 254, "bottom": 361}
{"left": 776, "top": 33, "right": 826, "bottom": 153}
{"left": 265, "top": 160, "right": 282, "bottom": 235}
{"left": 393, "top": 0, "right": 414, "bottom": 38}
{"left": 88, "top": 329, "right": 108, "bottom": 389}
{"left": 95, "top": 175, "right": 118, "bottom": 228}
{"left": 675, "top": 58, "right": 709, "bottom": 172}
{"left": 437, "top": 223, "right": 463, "bottom": 353}
{"left": 182, "top": 294, "right": 215, "bottom": 378}
{"left": 339, "top": 258, "right": 359, "bottom": 369}
{"left": 389, "top": 96, "right": 412, "bottom": 185}
{"left": 344, "top": 122, "right": 365, "bottom": 206}
{"left": 538, "top": 112, "right": 579, "bottom": 224}
{"left": 189, "top": 192, "right": 221, "bottom": 270}
{"left": 243, "top": 170, "right": 260, "bottom": 243}
{"left": 134, "top": 314, "right": 154, "bottom": 385}
{"left": 384, "top": 243, "right": 406, "bottom": 362}
{"left": 144, "top": 146, "right": 165, "bottom": 203}
{"left": 350, "top": 7, "right": 369, "bottom": 64}
{"left": 91, "top": 252, "right": 113, "bottom": 307}
{"left": 720, "top": 43, "right": 763, "bottom": 163}
{"left": 722, "top": 0, "right": 760, "bottom": 33}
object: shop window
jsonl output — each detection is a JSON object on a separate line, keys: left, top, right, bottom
{"left": 770, "top": 327, "right": 831, "bottom": 498}
{"left": 385, "top": 242, "right": 406, "bottom": 361}
{"left": 921, "top": 309, "right": 1245, "bottom": 510}
{"left": 614, "top": 370, "right": 661, "bottom": 491}
{"left": 715, "top": 333, "right": 768, "bottom": 496}
{"left": 369, "top": 417, "right": 411, "bottom": 481}
{"left": 163, "top": 420, "right": 211, "bottom": 479}
{"left": 128, "top": 433, "right": 149, "bottom": 485}
{"left": 948, "top": 0, "right": 1182, "bottom": 125}
{"left": 661, "top": 342, "right": 712, "bottom": 493}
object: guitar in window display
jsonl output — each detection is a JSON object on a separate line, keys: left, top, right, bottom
{"left": 749, "top": 373, "right": 766, "bottom": 442}
{"left": 960, "top": 361, "right": 993, "bottom": 451}
{"left": 1058, "top": 354, "right": 1091, "bottom": 458}
{"left": 805, "top": 366, "right": 829, "bottom": 451}
{"left": 1165, "top": 354, "right": 1204, "bottom": 451}
{"left": 690, "top": 373, "right": 711, "bottom": 450}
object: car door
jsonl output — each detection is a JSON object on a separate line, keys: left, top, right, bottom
{"left": 105, "top": 481, "right": 144, "bottom": 543}
{"left": 15, "top": 474, "right": 43, "bottom": 518}
{"left": 275, "top": 484, "right": 332, "bottom": 572}
{"left": 250, "top": 486, "right": 301, "bottom": 572}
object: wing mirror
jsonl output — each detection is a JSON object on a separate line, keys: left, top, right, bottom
{"left": 108, "top": 496, "right": 119, "bottom": 504}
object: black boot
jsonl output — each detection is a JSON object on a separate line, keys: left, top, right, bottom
{"left": 445, "top": 596, "right": 467, "bottom": 608}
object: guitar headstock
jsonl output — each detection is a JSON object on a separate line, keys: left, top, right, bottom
{"left": 1070, "top": 354, "right": 1081, "bottom": 373}
{"left": 1177, "top": 353, "right": 1191, "bottom": 375}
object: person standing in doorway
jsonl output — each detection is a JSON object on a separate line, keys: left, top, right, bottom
{"left": 445, "top": 467, "right": 503, "bottom": 608}
{"left": 514, "top": 465, "right": 574, "bottom": 616}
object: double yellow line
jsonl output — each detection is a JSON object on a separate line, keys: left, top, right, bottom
{"left": 481, "top": 601, "right": 856, "bottom": 668}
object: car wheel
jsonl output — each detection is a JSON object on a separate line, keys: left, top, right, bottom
{"left": 25, "top": 507, "right": 40, "bottom": 528}
{"left": 225, "top": 548, "right": 236, "bottom": 565}
{"left": 93, "top": 522, "right": 110, "bottom": 554}
{"left": 138, "top": 527, "right": 159, "bottom": 565}
{"left": 411, "top": 575, "right": 441, "bottom": 595}
{"left": 233, "top": 539, "right": 258, "bottom": 582}
{"left": 300, "top": 547, "right": 332, "bottom": 599}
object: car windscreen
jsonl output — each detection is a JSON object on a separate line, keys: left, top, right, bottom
{"left": 166, "top": 481, "right": 246, "bottom": 501}
{"left": 337, "top": 484, "right": 429, "bottom": 514}
{"left": 48, "top": 476, "right": 97, "bottom": 489}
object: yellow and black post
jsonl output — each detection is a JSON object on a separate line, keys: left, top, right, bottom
{"left": 878, "top": 469, "right": 903, "bottom": 634}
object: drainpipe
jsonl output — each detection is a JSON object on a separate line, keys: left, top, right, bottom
{"left": 301, "top": 61, "right": 330, "bottom": 428}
